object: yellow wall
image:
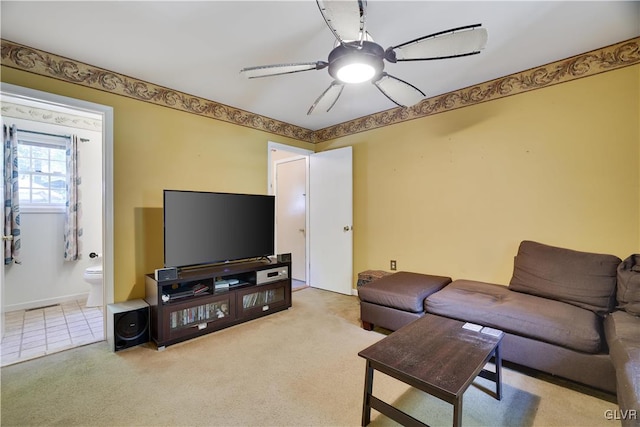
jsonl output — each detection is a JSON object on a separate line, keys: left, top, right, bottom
{"left": 1, "top": 67, "right": 314, "bottom": 301}
{"left": 2, "top": 63, "right": 639, "bottom": 298}
{"left": 317, "top": 64, "right": 640, "bottom": 284}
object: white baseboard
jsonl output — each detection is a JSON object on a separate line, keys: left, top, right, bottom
{"left": 351, "top": 288, "right": 358, "bottom": 297}
{"left": 4, "top": 292, "right": 90, "bottom": 312}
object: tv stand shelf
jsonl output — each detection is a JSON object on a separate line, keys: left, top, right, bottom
{"left": 145, "top": 260, "right": 291, "bottom": 349}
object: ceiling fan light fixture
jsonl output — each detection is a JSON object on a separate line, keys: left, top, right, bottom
{"left": 336, "top": 62, "right": 376, "bottom": 83}
{"left": 328, "top": 41, "right": 384, "bottom": 84}
{"left": 240, "top": 1, "right": 489, "bottom": 114}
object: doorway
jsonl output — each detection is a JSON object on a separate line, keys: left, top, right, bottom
{"left": 269, "top": 142, "right": 312, "bottom": 291}
{"left": 275, "top": 157, "right": 307, "bottom": 287}
{"left": 0, "top": 83, "right": 114, "bottom": 365}
{"left": 268, "top": 142, "right": 354, "bottom": 296}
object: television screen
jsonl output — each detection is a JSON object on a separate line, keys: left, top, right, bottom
{"left": 163, "top": 190, "right": 275, "bottom": 268}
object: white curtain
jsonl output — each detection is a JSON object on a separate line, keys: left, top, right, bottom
{"left": 63, "top": 135, "right": 82, "bottom": 261}
{"left": 3, "top": 124, "right": 21, "bottom": 265}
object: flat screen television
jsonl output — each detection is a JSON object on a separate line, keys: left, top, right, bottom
{"left": 163, "top": 190, "right": 275, "bottom": 269}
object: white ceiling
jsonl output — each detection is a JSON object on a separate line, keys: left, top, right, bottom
{"left": 1, "top": 1, "right": 638, "bottom": 131}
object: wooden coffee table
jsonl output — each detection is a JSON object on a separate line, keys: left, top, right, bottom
{"left": 358, "top": 314, "right": 503, "bottom": 427}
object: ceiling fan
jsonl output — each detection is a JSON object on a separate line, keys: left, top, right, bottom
{"left": 240, "top": 0, "right": 488, "bottom": 115}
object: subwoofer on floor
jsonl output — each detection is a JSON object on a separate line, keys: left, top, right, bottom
{"left": 107, "top": 299, "right": 149, "bottom": 352}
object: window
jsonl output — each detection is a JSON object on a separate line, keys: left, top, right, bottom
{"left": 17, "top": 133, "right": 68, "bottom": 210}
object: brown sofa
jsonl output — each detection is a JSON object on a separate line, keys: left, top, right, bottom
{"left": 358, "top": 241, "right": 640, "bottom": 426}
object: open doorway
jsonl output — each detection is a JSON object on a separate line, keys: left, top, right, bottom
{"left": 0, "top": 83, "right": 114, "bottom": 366}
{"left": 268, "top": 142, "right": 354, "bottom": 296}
{"left": 268, "top": 142, "right": 312, "bottom": 291}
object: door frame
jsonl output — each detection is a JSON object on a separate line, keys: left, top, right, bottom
{"left": 267, "top": 141, "right": 313, "bottom": 284}
{"left": 1, "top": 83, "right": 115, "bottom": 333}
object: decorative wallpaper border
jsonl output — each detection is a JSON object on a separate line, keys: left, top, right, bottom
{"left": 1, "top": 101, "right": 102, "bottom": 131}
{"left": 316, "top": 37, "right": 640, "bottom": 142}
{"left": 2, "top": 37, "right": 639, "bottom": 144}
{"left": 0, "top": 39, "right": 314, "bottom": 143}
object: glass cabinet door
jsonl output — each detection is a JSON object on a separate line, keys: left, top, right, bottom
{"left": 162, "top": 293, "right": 234, "bottom": 340}
{"left": 237, "top": 281, "right": 291, "bottom": 319}
{"left": 242, "top": 287, "right": 285, "bottom": 310}
{"left": 169, "top": 299, "right": 230, "bottom": 330}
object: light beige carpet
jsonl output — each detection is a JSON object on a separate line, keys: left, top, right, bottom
{"left": 1, "top": 287, "right": 618, "bottom": 426}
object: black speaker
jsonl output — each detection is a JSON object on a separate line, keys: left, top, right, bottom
{"left": 277, "top": 253, "right": 292, "bottom": 263}
{"left": 155, "top": 267, "right": 178, "bottom": 282}
{"left": 107, "top": 299, "right": 149, "bottom": 352}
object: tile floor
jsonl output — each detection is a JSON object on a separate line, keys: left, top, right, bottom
{"left": 1, "top": 300, "right": 104, "bottom": 367}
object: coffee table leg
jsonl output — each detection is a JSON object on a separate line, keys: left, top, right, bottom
{"left": 362, "top": 361, "right": 374, "bottom": 426}
{"left": 495, "top": 343, "right": 502, "bottom": 400}
{"left": 453, "top": 396, "right": 463, "bottom": 427}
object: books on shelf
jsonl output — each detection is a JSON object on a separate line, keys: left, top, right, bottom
{"left": 192, "top": 283, "right": 208, "bottom": 295}
{"left": 169, "top": 300, "right": 230, "bottom": 330}
{"left": 241, "top": 289, "right": 284, "bottom": 309}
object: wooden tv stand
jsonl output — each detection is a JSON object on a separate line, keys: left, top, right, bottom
{"left": 145, "top": 260, "right": 291, "bottom": 349}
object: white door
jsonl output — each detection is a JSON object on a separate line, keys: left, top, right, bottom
{"left": 275, "top": 158, "right": 306, "bottom": 281}
{"left": 309, "top": 146, "right": 353, "bottom": 295}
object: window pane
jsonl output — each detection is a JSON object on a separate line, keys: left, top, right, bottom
{"left": 33, "top": 158, "right": 50, "bottom": 173}
{"left": 50, "top": 177, "right": 66, "bottom": 190}
{"left": 17, "top": 144, "right": 30, "bottom": 158}
{"left": 31, "top": 189, "right": 49, "bottom": 203}
{"left": 19, "top": 189, "right": 31, "bottom": 202}
{"left": 50, "top": 160, "right": 65, "bottom": 175}
{"left": 51, "top": 189, "right": 66, "bottom": 204}
{"left": 50, "top": 149, "right": 66, "bottom": 162}
{"left": 31, "top": 146, "right": 49, "bottom": 159}
{"left": 18, "top": 158, "right": 31, "bottom": 171}
{"left": 32, "top": 174, "right": 49, "bottom": 187}
{"left": 19, "top": 178, "right": 31, "bottom": 191}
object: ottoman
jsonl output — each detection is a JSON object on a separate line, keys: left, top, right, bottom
{"left": 358, "top": 271, "right": 452, "bottom": 331}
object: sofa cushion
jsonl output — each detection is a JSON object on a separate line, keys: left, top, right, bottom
{"left": 617, "top": 254, "right": 640, "bottom": 316}
{"left": 508, "top": 240, "right": 621, "bottom": 315}
{"left": 358, "top": 271, "right": 451, "bottom": 313}
{"left": 426, "top": 279, "right": 604, "bottom": 354}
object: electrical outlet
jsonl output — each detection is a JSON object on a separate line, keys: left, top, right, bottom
{"left": 390, "top": 260, "right": 397, "bottom": 271}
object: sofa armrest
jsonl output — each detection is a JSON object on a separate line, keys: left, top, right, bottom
{"left": 604, "top": 310, "right": 640, "bottom": 426}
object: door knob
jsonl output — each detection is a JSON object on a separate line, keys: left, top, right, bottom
{"left": 2, "top": 235, "right": 13, "bottom": 241}
{"left": 343, "top": 226, "right": 351, "bottom": 232}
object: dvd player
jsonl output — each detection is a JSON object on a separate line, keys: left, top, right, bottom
{"left": 256, "top": 266, "right": 289, "bottom": 285}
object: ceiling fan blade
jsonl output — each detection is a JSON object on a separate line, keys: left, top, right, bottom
{"left": 307, "top": 81, "right": 345, "bottom": 114}
{"left": 240, "top": 61, "right": 328, "bottom": 79}
{"left": 316, "top": 0, "right": 367, "bottom": 44}
{"left": 374, "top": 73, "right": 425, "bottom": 107}
{"left": 386, "top": 24, "right": 488, "bottom": 62}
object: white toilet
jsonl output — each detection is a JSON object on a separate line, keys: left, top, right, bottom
{"left": 84, "top": 265, "right": 103, "bottom": 307}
